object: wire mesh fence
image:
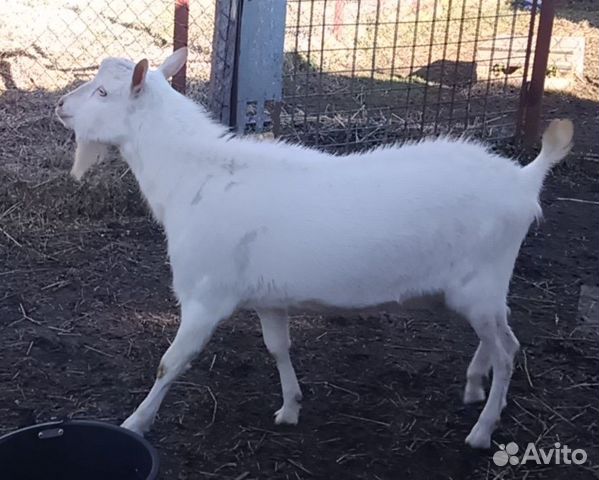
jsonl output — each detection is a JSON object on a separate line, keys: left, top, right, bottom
{"left": 1, "top": 0, "right": 543, "bottom": 157}
{"left": 279, "top": 0, "right": 539, "bottom": 152}
{"left": 0, "top": 0, "right": 215, "bottom": 104}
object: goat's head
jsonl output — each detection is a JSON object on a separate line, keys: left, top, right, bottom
{"left": 56, "top": 47, "right": 188, "bottom": 180}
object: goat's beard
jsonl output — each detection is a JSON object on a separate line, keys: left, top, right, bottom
{"left": 71, "top": 140, "right": 108, "bottom": 181}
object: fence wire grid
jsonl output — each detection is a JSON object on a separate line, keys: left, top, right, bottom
{"left": 280, "top": 0, "right": 539, "bottom": 152}
{"left": 1, "top": 0, "right": 540, "bottom": 154}
{"left": 0, "top": 0, "right": 214, "bottom": 104}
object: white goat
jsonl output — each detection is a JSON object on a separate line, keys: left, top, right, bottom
{"left": 55, "top": 47, "right": 573, "bottom": 449}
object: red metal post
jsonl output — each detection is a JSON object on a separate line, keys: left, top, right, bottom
{"left": 333, "top": 0, "right": 346, "bottom": 41}
{"left": 523, "top": 0, "right": 557, "bottom": 146}
{"left": 516, "top": 0, "right": 539, "bottom": 141}
{"left": 172, "top": 0, "right": 189, "bottom": 93}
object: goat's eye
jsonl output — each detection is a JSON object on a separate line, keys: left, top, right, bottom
{"left": 97, "top": 87, "right": 107, "bottom": 97}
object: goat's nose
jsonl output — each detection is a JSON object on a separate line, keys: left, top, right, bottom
{"left": 57, "top": 97, "right": 64, "bottom": 108}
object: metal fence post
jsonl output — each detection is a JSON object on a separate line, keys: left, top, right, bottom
{"left": 208, "top": 0, "right": 286, "bottom": 133}
{"left": 172, "top": 0, "right": 189, "bottom": 93}
{"left": 522, "top": 0, "right": 557, "bottom": 146}
{"left": 209, "top": 0, "right": 242, "bottom": 126}
{"left": 333, "top": 0, "right": 347, "bottom": 41}
{"left": 233, "top": 0, "right": 287, "bottom": 134}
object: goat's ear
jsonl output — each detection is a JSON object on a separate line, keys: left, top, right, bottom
{"left": 131, "top": 59, "right": 149, "bottom": 95}
{"left": 158, "top": 47, "right": 188, "bottom": 79}
{"left": 71, "top": 140, "right": 108, "bottom": 181}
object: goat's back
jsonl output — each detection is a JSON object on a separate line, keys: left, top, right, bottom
{"left": 167, "top": 137, "right": 539, "bottom": 310}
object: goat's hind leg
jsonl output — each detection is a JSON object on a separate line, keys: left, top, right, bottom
{"left": 463, "top": 313, "right": 519, "bottom": 409}
{"left": 257, "top": 309, "right": 303, "bottom": 425}
{"left": 497, "top": 312, "right": 520, "bottom": 409}
{"left": 448, "top": 272, "right": 517, "bottom": 449}
{"left": 463, "top": 307, "right": 515, "bottom": 449}
{"left": 121, "top": 299, "right": 229, "bottom": 435}
{"left": 463, "top": 341, "right": 491, "bottom": 404}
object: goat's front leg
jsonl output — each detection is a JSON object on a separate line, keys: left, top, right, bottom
{"left": 257, "top": 309, "right": 302, "bottom": 425}
{"left": 121, "top": 299, "right": 229, "bottom": 435}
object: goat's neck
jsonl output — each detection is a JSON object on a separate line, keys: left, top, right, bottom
{"left": 119, "top": 98, "right": 228, "bottom": 223}
{"left": 119, "top": 127, "right": 207, "bottom": 224}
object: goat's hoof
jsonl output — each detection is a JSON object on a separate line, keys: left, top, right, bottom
{"left": 274, "top": 405, "right": 300, "bottom": 425}
{"left": 463, "top": 385, "right": 486, "bottom": 404}
{"left": 465, "top": 423, "right": 492, "bottom": 449}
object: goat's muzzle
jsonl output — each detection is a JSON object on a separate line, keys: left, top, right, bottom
{"left": 55, "top": 98, "right": 72, "bottom": 127}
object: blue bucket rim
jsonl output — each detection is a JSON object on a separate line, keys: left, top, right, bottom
{"left": 0, "top": 419, "right": 160, "bottom": 479}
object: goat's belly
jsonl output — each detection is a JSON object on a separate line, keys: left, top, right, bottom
{"left": 240, "top": 267, "right": 449, "bottom": 313}
{"left": 267, "top": 292, "right": 446, "bottom": 316}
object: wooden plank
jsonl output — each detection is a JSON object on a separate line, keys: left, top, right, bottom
{"left": 476, "top": 35, "right": 584, "bottom": 92}
{"left": 477, "top": 35, "right": 585, "bottom": 79}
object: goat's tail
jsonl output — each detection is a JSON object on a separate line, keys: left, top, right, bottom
{"left": 521, "top": 118, "right": 574, "bottom": 193}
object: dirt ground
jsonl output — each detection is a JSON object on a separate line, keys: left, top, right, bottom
{"left": 1, "top": 1, "right": 598, "bottom": 480}
{"left": 1, "top": 154, "right": 598, "bottom": 479}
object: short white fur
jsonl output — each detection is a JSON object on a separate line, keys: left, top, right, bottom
{"left": 55, "top": 47, "right": 574, "bottom": 449}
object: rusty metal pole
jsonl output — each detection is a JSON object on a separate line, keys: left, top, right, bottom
{"left": 523, "top": 0, "right": 557, "bottom": 146}
{"left": 333, "top": 0, "right": 346, "bottom": 41}
{"left": 516, "top": 0, "right": 539, "bottom": 141}
{"left": 172, "top": 0, "right": 189, "bottom": 93}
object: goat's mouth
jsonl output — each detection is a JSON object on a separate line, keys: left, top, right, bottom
{"left": 55, "top": 110, "right": 73, "bottom": 126}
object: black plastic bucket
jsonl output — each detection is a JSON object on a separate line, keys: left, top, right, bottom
{"left": 0, "top": 419, "right": 160, "bottom": 480}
